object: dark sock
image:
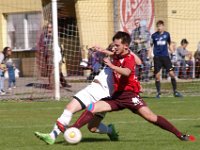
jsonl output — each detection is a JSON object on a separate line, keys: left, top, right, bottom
{"left": 154, "top": 116, "right": 182, "bottom": 138}
{"left": 171, "top": 78, "right": 177, "bottom": 92}
{"left": 72, "top": 110, "right": 94, "bottom": 129}
{"left": 155, "top": 81, "right": 161, "bottom": 94}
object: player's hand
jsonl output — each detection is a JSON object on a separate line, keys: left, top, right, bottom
{"left": 103, "top": 57, "right": 113, "bottom": 68}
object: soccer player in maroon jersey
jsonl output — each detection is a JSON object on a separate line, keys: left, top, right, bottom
{"left": 63, "top": 31, "right": 195, "bottom": 142}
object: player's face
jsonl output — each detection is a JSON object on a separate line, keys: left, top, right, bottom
{"left": 157, "top": 24, "right": 164, "bottom": 32}
{"left": 113, "top": 39, "right": 128, "bottom": 55}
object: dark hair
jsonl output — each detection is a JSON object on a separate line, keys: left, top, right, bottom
{"left": 3, "top": 47, "right": 10, "bottom": 55}
{"left": 2, "top": 47, "right": 11, "bottom": 60}
{"left": 106, "top": 43, "right": 115, "bottom": 52}
{"left": 112, "top": 31, "right": 131, "bottom": 45}
{"left": 156, "top": 20, "right": 164, "bottom": 26}
{"left": 181, "top": 39, "right": 189, "bottom": 45}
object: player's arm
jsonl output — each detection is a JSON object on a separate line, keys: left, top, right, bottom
{"left": 103, "top": 57, "right": 131, "bottom": 76}
{"left": 167, "top": 33, "right": 173, "bottom": 53}
{"left": 130, "top": 52, "right": 142, "bottom": 65}
{"left": 92, "top": 46, "right": 114, "bottom": 56}
{"left": 168, "top": 43, "right": 174, "bottom": 53}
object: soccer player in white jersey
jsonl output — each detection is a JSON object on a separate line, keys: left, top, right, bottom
{"left": 34, "top": 43, "right": 142, "bottom": 145}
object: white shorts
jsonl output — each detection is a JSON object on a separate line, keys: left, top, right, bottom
{"left": 73, "top": 82, "right": 110, "bottom": 108}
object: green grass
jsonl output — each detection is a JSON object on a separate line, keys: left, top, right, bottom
{"left": 141, "top": 80, "right": 200, "bottom": 96}
{"left": 0, "top": 97, "right": 200, "bottom": 150}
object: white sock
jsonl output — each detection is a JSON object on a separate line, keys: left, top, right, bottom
{"left": 95, "top": 123, "right": 112, "bottom": 134}
{"left": 49, "top": 124, "right": 61, "bottom": 140}
{"left": 57, "top": 109, "right": 73, "bottom": 125}
{"left": 49, "top": 109, "right": 73, "bottom": 140}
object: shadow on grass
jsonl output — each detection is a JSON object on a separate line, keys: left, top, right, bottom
{"left": 55, "top": 138, "right": 110, "bottom": 145}
{"left": 193, "top": 125, "right": 200, "bottom": 128}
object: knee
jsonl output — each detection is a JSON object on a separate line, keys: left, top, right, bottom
{"left": 87, "top": 124, "right": 97, "bottom": 133}
{"left": 66, "top": 104, "right": 73, "bottom": 112}
{"left": 155, "top": 75, "right": 160, "bottom": 81}
{"left": 169, "top": 71, "right": 175, "bottom": 77}
{"left": 144, "top": 113, "right": 158, "bottom": 123}
{"left": 87, "top": 103, "right": 95, "bottom": 113}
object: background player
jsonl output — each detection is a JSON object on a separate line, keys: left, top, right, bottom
{"left": 70, "top": 31, "right": 195, "bottom": 142}
{"left": 151, "top": 20, "right": 182, "bottom": 98}
{"left": 34, "top": 42, "right": 142, "bottom": 145}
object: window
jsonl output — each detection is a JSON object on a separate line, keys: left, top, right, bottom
{"left": 7, "top": 12, "right": 42, "bottom": 51}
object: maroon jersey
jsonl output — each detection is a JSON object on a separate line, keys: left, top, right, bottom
{"left": 112, "top": 51, "right": 141, "bottom": 93}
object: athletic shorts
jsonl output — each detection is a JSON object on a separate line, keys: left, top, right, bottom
{"left": 73, "top": 82, "right": 110, "bottom": 109}
{"left": 103, "top": 91, "right": 147, "bottom": 113}
{"left": 153, "top": 56, "right": 173, "bottom": 74}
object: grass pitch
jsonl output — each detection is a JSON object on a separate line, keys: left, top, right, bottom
{"left": 0, "top": 97, "right": 200, "bottom": 150}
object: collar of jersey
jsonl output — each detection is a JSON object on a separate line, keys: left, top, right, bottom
{"left": 116, "top": 50, "right": 130, "bottom": 59}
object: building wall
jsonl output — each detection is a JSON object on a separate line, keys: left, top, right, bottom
{"left": 167, "top": 0, "right": 200, "bottom": 51}
{"left": 154, "top": 0, "right": 168, "bottom": 29}
{"left": 1, "top": 0, "right": 199, "bottom": 52}
{"left": 154, "top": 0, "right": 200, "bottom": 52}
{"left": 75, "top": 0, "right": 114, "bottom": 56}
{"left": 0, "top": 0, "right": 42, "bottom": 50}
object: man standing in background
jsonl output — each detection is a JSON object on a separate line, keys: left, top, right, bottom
{"left": 151, "top": 20, "right": 182, "bottom": 98}
{"left": 176, "top": 39, "right": 192, "bottom": 79}
{"left": 130, "top": 18, "right": 151, "bottom": 82}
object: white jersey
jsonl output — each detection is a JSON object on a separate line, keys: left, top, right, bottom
{"left": 94, "top": 66, "right": 114, "bottom": 96}
{"left": 74, "top": 66, "right": 114, "bottom": 107}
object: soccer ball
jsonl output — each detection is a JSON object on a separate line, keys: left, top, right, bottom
{"left": 64, "top": 127, "right": 82, "bottom": 144}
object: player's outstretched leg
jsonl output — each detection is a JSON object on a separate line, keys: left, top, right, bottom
{"left": 137, "top": 106, "right": 195, "bottom": 141}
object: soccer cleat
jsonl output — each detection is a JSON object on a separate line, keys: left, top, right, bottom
{"left": 180, "top": 134, "right": 196, "bottom": 142}
{"left": 174, "top": 91, "right": 183, "bottom": 98}
{"left": 56, "top": 120, "right": 66, "bottom": 133}
{"left": 34, "top": 132, "right": 55, "bottom": 145}
{"left": 155, "top": 93, "right": 161, "bottom": 99}
{"left": 107, "top": 124, "right": 119, "bottom": 141}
